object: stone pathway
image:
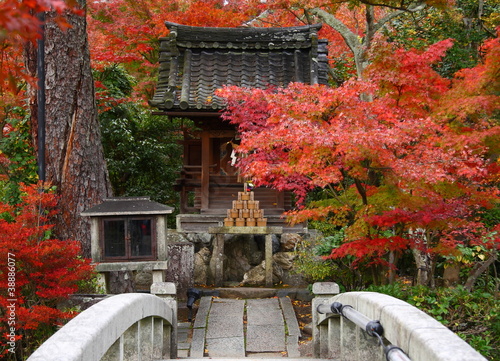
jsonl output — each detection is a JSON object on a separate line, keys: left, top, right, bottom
{"left": 178, "top": 296, "right": 303, "bottom": 358}
{"left": 246, "top": 298, "right": 286, "bottom": 354}
{"left": 206, "top": 298, "right": 246, "bottom": 357}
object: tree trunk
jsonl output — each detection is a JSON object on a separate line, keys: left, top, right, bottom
{"left": 25, "top": 3, "right": 112, "bottom": 257}
{"left": 388, "top": 250, "right": 396, "bottom": 284}
{"left": 412, "top": 247, "right": 432, "bottom": 286}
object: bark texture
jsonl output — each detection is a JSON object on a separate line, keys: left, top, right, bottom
{"left": 26, "top": 6, "right": 112, "bottom": 257}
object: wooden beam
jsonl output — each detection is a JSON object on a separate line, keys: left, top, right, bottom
{"left": 201, "top": 131, "right": 210, "bottom": 210}
{"left": 151, "top": 111, "right": 221, "bottom": 118}
{"left": 277, "top": 191, "right": 285, "bottom": 209}
{"left": 213, "top": 234, "right": 225, "bottom": 286}
{"left": 265, "top": 234, "right": 273, "bottom": 287}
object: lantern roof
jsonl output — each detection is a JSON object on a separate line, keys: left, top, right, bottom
{"left": 81, "top": 197, "right": 174, "bottom": 217}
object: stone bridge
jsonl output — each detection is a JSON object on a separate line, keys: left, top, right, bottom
{"left": 27, "top": 282, "right": 486, "bottom": 361}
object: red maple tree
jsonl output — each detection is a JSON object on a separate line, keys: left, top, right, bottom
{"left": 218, "top": 34, "right": 500, "bottom": 286}
{"left": 0, "top": 184, "right": 93, "bottom": 358}
{"left": 87, "top": 0, "right": 252, "bottom": 100}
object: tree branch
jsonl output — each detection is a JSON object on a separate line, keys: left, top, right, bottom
{"left": 372, "top": 3, "right": 426, "bottom": 33}
{"left": 358, "top": 0, "right": 425, "bottom": 12}
{"left": 309, "top": 8, "right": 359, "bottom": 54}
{"left": 464, "top": 251, "right": 498, "bottom": 292}
{"left": 354, "top": 178, "right": 368, "bottom": 205}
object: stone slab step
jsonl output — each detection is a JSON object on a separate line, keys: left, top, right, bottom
{"left": 168, "top": 357, "right": 332, "bottom": 361}
{"left": 205, "top": 298, "right": 246, "bottom": 357}
{"left": 182, "top": 295, "right": 311, "bottom": 359}
{"left": 210, "top": 287, "right": 313, "bottom": 300}
{"left": 193, "top": 296, "right": 212, "bottom": 329}
{"left": 246, "top": 298, "right": 286, "bottom": 353}
{"left": 280, "top": 297, "right": 301, "bottom": 337}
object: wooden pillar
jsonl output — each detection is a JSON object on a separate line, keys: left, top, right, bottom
{"left": 265, "top": 234, "right": 273, "bottom": 287}
{"left": 90, "top": 217, "right": 101, "bottom": 262}
{"left": 213, "top": 233, "right": 224, "bottom": 286}
{"left": 277, "top": 191, "right": 285, "bottom": 209}
{"left": 201, "top": 131, "right": 210, "bottom": 210}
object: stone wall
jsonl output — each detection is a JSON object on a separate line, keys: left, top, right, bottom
{"left": 109, "top": 230, "right": 310, "bottom": 295}
{"left": 174, "top": 231, "right": 310, "bottom": 287}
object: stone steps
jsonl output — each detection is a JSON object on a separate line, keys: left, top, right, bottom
{"left": 177, "top": 295, "right": 310, "bottom": 359}
{"left": 171, "top": 357, "right": 328, "bottom": 361}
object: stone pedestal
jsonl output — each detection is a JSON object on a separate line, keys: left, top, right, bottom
{"left": 94, "top": 261, "right": 169, "bottom": 294}
{"left": 151, "top": 282, "right": 178, "bottom": 359}
{"left": 312, "top": 282, "right": 341, "bottom": 359}
{"left": 208, "top": 227, "right": 283, "bottom": 287}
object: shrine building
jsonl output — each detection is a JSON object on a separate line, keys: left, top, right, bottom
{"left": 149, "top": 22, "right": 330, "bottom": 233}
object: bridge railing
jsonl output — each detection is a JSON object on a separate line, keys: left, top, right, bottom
{"left": 27, "top": 282, "right": 178, "bottom": 361}
{"left": 312, "top": 282, "right": 487, "bottom": 361}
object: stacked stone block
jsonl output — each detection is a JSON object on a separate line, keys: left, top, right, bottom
{"left": 224, "top": 191, "right": 267, "bottom": 227}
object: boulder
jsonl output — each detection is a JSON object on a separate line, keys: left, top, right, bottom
{"left": 108, "top": 271, "right": 135, "bottom": 293}
{"left": 273, "top": 252, "right": 308, "bottom": 286}
{"left": 281, "top": 270, "right": 308, "bottom": 287}
{"left": 187, "top": 232, "right": 212, "bottom": 246}
{"left": 273, "top": 252, "right": 296, "bottom": 270}
{"left": 166, "top": 231, "right": 188, "bottom": 243}
{"left": 241, "top": 260, "right": 284, "bottom": 286}
{"left": 241, "top": 261, "right": 266, "bottom": 286}
{"left": 194, "top": 247, "right": 211, "bottom": 285}
{"left": 255, "top": 234, "right": 280, "bottom": 253}
{"left": 280, "top": 233, "right": 302, "bottom": 251}
{"left": 224, "top": 235, "right": 263, "bottom": 281}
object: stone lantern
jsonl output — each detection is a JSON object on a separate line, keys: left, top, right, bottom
{"left": 81, "top": 196, "right": 173, "bottom": 292}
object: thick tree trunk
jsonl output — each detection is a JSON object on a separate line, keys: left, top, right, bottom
{"left": 412, "top": 248, "right": 432, "bottom": 286}
{"left": 25, "top": 4, "right": 112, "bottom": 257}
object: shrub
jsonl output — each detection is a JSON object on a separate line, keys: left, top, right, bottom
{"left": 294, "top": 227, "right": 370, "bottom": 291}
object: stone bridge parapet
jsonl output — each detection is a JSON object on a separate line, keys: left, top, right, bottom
{"left": 27, "top": 283, "right": 177, "bottom": 361}
{"left": 312, "top": 282, "right": 487, "bottom": 361}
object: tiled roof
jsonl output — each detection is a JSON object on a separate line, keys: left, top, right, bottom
{"left": 81, "top": 197, "right": 174, "bottom": 216}
{"left": 150, "top": 22, "right": 329, "bottom": 112}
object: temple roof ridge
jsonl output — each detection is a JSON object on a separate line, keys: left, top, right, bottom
{"left": 163, "top": 21, "right": 323, "bottom": 46}
{"left": 150, "top": 21, "right": 330, "bottom": 112}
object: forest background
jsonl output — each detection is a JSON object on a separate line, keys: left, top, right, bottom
{"left": 0, "top": 0, "right": 499, "bottom": 359}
